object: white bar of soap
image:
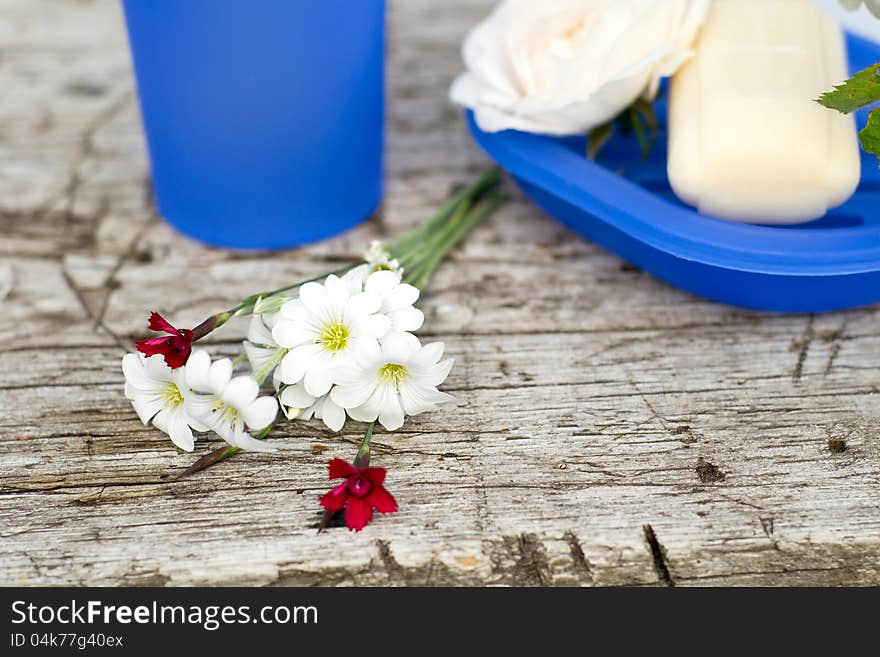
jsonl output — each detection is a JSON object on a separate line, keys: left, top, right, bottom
{"left": 667, "top": 0, "right": 861, "bottom": 224}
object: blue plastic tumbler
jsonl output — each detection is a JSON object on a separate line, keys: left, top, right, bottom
{"left": 122, "top": 1, "right": 385, "bottom": 250}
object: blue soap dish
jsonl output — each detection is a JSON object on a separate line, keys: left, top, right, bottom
{"left": 468, "top": 33, "right": 880, "bottom": 313}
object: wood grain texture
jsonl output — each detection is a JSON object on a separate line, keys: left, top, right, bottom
{"left": 1, "top": 0, "right": 878, "bottom": 587}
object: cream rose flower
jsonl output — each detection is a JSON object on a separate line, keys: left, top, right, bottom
{"left": 450, "top": 0, "right": 710, "bottom": 136}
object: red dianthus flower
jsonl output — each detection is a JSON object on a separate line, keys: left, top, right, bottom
{"left": 135, "top": 312, "right": 194, "bottom": 369}
{"left": 320, "top": 458, "right": 398, "bottom": 532}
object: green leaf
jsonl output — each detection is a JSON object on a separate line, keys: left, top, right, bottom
{"left": 631, "top": 99, "right": 659, "bottom": 160}
{"left": 860, "top": 107, "right": 880, "bottom": 166}
{"left": 587, "top": 121, "right": 614, "bottom": 160}
{"left": 817, "top": 63, "right": 880, "bottom": 114}
{"left": 586, "top": 99, "right": 661, "bottom": 161}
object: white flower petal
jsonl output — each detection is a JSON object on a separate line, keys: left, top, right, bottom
{"left": 272, "top": 320, "right": 314, "bottom": 349}
{"left": 244, "top": 342, "right": 280, "bottom": 375}
{"left": 380, "top": 331, "right": 417, "bottom": 364}
{"left": 400, "top": 382, "right": 455, "bottom": 416}
{"left": 230, "top": 431, "right": 279, "bottom": 453}
{"left": 365, "top": 270, "right": 401, "bottom": 296}
{"left": 278, "top": 344, "right": 319, "bottom": 384}
{"left": 208, "top": 358, "right": 233, "bottom": 394}
{"left": 304, "top": 366, "right": 333, "bottom": 398}
{"left": 320, "top": 397, "right": 347, "bottom": 432}
{"left": 246, "top": 314, "right": 276, "bottom": 346}
{"left": 345, "top": 291, "right": 382, "bottom": 320}
{"left": 242, "top": 396, "right": 278, "bottom": 431}
{"left": 347, "top": 406, "right": 377, "bottom": 424}
{"left": 280, "top": 298, "right": 305, "bottom": 320}
{"left": 349, "top": 384, "right": 402, "bottom": 429}
{"left": 183, "top": 391, "right": 216, "bottom": 423}
{"left": 299, "top": 281, "right": 327, "bottom": 316}
{"left": 361, "top": 313, "right": 392, "bottom": 339}
{"left": 324, "top": 274, "right": 351, "bottom": 310}
{"left": 424, "top": 357, "right": 455, "bottom": 387}
{"left": 411, "top": 342, "right": 445, "bottom": 367}
{"left": 280, "top": 381, "right": 315, "bottom": 407}
{"left": 330, "top": 376, "right": 378, "bottom": 410}
{"left": 143, "top": 353, "right": 174, "bottom": 380}
{"left": 131, "top": 395, "right": 164, "bottom": 426}
{"left": 122, "top": 353, "right": 161, "bottom": 392}
{"left": 389, "top": 307, "right": 424, "bottom": 332}
{"left": 378, "top": 396, "right": 405, "bottom": 431}
{"left": 184, "top": 350, "right": 213, "bottom": 392}
{"left": 166, "top": 407, "right": 195, "bottom": 452}
{"left": 221, "top": 376, "right": 259, "bottom": 410}
{"left": 384, "top": 283, "right": 420, "bottom": 310}
{"left": 342, "top": 264, "right": 370, "bottom": 289}
{"left": 349, "top": 338, "right": 382, "bottom": 368}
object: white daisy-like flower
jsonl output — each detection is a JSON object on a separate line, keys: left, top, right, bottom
{"left": 184, "top": 350, "right": 279, "bottom": 453}
{"left": 330, "top": 337, "right": 455, "bottom": 431}
{"left": 341, "top": 242, "right": 405, "bottom": 290}
{"left": 122, "top": 353, "right": 207, "bottom": 452}
{"left": 364, "top": 240, "right": 403, "bottom": 275}
{"left": 365, "top": 270, "right": 424, "bottom": 351}
{"left": 243, "top": 312, "right": 287, "bottom": 383}
{"left": 272, "top": 274, "right": 391, "bottom": 397}
{"left": 278, "top": 381, "right": 348, "bottom": 432}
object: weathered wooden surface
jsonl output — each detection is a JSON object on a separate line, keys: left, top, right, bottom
{"left": 1, "top": 0, "right": 878, "bottom": 587}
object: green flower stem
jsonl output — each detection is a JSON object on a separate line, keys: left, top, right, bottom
{"left": 388, "top": 167, "right": 501, "bottom": 258}
{"left": 395, "top": 195, "right": 474, "bottom": 275}
{"left": 354, "top": 421, "right": 377, "bottom": 468}
{"left": 191, "top": 264, "right": 361, "bottom": 341}
{"left": 405, "top": 191, "right": 508, "bottom": 290}
{"left": 252, "top": 348, "right": 289, "bottom": 385}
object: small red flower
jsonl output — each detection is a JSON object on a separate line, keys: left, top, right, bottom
{"left": 135, "top": 312, "right": 194, "bottom": 369}
{"left": 320, "top": 458, "right": 398, "bottom": 532}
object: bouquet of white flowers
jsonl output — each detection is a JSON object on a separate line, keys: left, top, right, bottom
{"left": 122, "top": 169, "right": 506, "bottom": 531}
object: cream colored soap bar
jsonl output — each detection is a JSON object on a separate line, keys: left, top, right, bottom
{"left": 668, "top": 0, "right": 861, "bottom": 224}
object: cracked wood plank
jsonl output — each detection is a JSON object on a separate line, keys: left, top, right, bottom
{"left": 0, "top": 0, "right": 879, "bottom": 587}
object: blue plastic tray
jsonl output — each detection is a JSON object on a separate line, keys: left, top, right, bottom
{"left": 468, "top": 33, "right": 880, "bottom": 313}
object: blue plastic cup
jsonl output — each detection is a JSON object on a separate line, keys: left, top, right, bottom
{"left": 122, "top": 1, "right": 385, "bottom": 250}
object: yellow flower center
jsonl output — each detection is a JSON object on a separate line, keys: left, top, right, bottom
{"left": 378, "top": 363, "right": 408, "bottom": 391}
{"left": 372, "top": 263, "right": 393, "bottom": 272}
{"left": 210, "top": 398, "right": 242, "bottom": 425}
{"left": 318, "top": 322, "right": 350, "bottom": 352}
{"left": 161, "top": 382, "right": 184, "bottom": 407}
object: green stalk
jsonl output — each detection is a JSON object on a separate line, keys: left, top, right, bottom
{"left": 406, "top": 191, "right": 507, "bottom": 290}
{"left": 395, "top": 196, "right": 474, "bottom": 273}
{"left": 191, "top": 263, "right": 360, "bottom": 340}
{"left": 251, "top": 348, "right": 288, "bottom": 385}
{"left": 388, "top": 167, "right": 500, "bottom": 258}
{"left": 354, "top": 421, "right": 377, "bottom": 468}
